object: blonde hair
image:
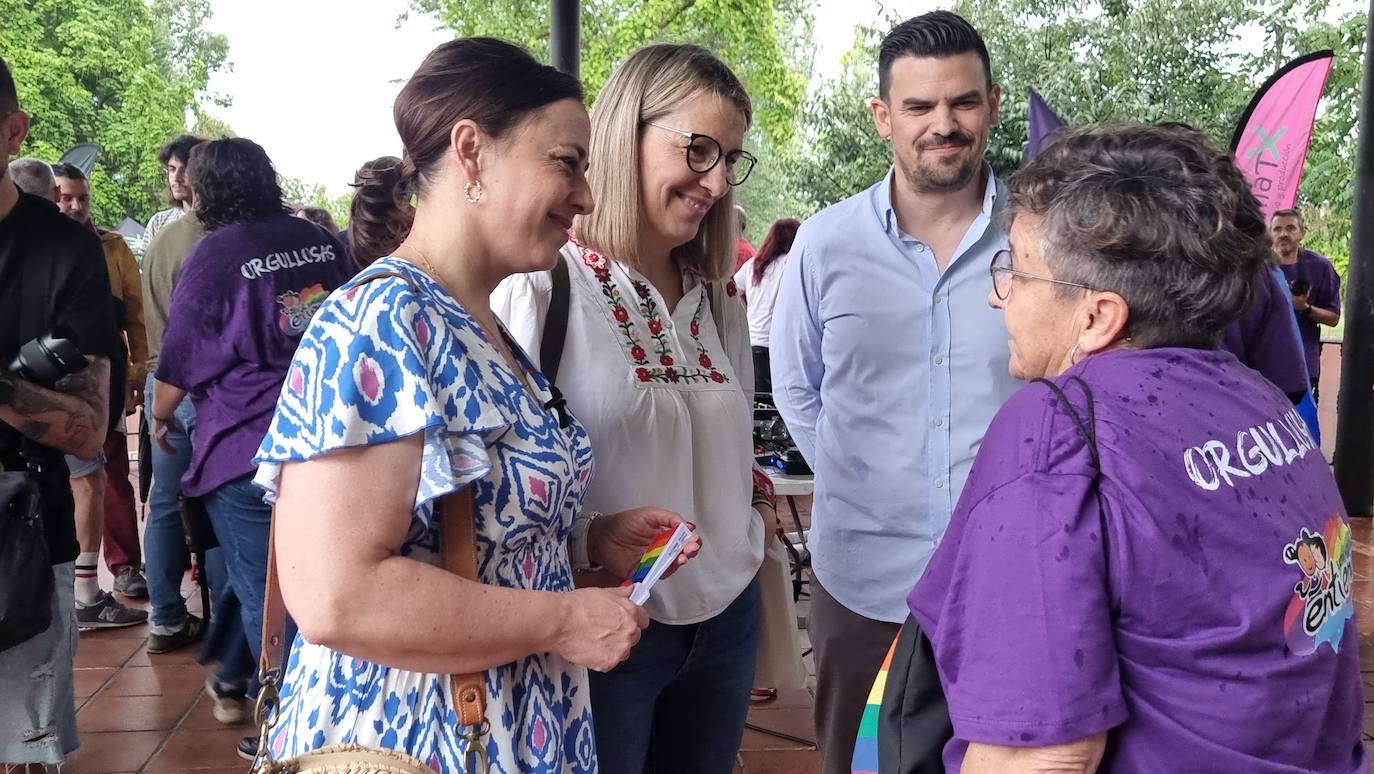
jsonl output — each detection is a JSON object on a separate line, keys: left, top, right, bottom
{"left": 574, "top": 44, "right": 752, "bottom": 281}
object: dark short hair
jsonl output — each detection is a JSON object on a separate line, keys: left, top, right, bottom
{"left": 1009, "top": 123, "right": 1270, "bottom": 349}
{"left": 295, "top": 205, "right": 338, "bottom": 232}
{"left": 350, "top": 38, "right": 582, "bottom": 264}
{"left": 187, "top": 137, "right": 289, "bottom": 232}
{"left": 157, "top": 134, "right": 206, "bottom": 167}
{"left": 0, "top": 56, "right": 16, "bottom": 114}
{"left": 51, "top": 162, "right": 86, "bottom": 182}
{"left": 879, "top": 11, "right": 992, "bottom": 98}
{"left": 1271, "top": 207, "right": 1304, "bottom": 227}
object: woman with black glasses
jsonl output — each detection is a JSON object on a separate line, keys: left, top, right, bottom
{"left": 494, "top": 43, "right": 773, "bottom": 774}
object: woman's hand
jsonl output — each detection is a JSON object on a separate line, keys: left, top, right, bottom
{"left": 589, "top": 507, "right": 702, "bottom": 580}
{"left": 151, "top": 411, "right": 182, "bottom": 454}
{"left": 756, "top": 503, "right": 779, "bottom": 548}
{"left": 554, "top": 586, "right": 650, "bottom": 672}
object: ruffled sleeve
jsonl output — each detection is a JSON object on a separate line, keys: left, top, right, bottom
{"left": 254, "top": 261, "right": 519, "bottom": 522}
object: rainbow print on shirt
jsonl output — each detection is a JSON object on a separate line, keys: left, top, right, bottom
{"left": 850, "top": 633, "right": 899, "bottom": 774}
{"left": 277, "top": 283, "right": 331, "bottom": 335}
{"left": 1282, "top": 514, "right": 1354, "bottom": 655}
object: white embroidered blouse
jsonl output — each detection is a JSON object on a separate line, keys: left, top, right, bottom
{"left": 494, "top": 240, "right": 765, "bottom": 624}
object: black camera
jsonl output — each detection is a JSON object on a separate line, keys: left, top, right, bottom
{"left": 1290, "top": 278, "right": 1312, "bottom": 297}
{"left": 8, "top": 328, "right": 88, "bottom": 388}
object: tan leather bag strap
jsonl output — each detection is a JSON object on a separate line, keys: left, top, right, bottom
{"left": 260, "top": 488, "right": 488, "bottom": 728}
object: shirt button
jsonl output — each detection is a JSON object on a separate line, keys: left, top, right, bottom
{"left": 934, "top": 417, "right": 943, "bottom": 427}
{"left": 934, "top": 355, "right": 945, "bottom": 366}
{"left": 934, "top": 478, "right": 945, "bottom": 489}
{"left": 915, "top": 243, "right": 927, "bottom": 253}
{"left": 933, "top": 295, "right": 942, "bottom": 305}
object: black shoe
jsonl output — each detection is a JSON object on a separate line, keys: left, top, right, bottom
{"left": 237, "top": 734, "right": 261, "bottom": 762}
{"left": 146, "top": 614, "right": 204, "bottom": 654}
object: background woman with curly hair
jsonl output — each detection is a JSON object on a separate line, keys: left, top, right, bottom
{"left": 150, "top": 137, "right": 356, "bottom": 757}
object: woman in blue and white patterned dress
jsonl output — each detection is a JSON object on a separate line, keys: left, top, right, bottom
{"left": 251, "top": 39, "right": 699, "bottom": 773}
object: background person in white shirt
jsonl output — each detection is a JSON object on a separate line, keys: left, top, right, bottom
{"left": 733, "top": 217, "right": 799, "bottom": 394}
{"left": 495, "top": 43, "right": 775, "bottom": 774}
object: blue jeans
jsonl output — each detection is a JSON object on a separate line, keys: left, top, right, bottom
{"left": 144, "top": 374, "right": 195, "bottom": 628}
{"left": 588, "top": 578, "right": 760, "bottom": 774}
{"left": 201, "top": 474, "right": 272, "bottom": 680}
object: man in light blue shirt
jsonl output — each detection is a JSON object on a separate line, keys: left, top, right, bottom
{"left": 770, "top": 12, "right": 1020, "bottom": 772}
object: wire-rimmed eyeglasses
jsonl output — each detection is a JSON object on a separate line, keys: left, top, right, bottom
{"left": 643, "top": 122, "right": 757, "bottom": 186}
{"left": 989, "top": 248, "right": 1099, "bottom": 300}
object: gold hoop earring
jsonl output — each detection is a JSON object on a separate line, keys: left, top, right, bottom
{"left": 464, "top": 180, "right": 483, "bottom": 204}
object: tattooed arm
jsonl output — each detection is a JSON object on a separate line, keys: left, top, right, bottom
{"left": 0, "top": 356, "right": 111, "bottom": 459}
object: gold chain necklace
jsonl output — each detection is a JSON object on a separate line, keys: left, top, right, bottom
{"left": 396, "top": 244, "right": 532, "bottom": 393}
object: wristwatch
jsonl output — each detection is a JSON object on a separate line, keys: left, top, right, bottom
{"left": 0, "top": 371, "right": 15, "bottom": 406}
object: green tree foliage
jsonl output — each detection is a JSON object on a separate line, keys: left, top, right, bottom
{"left": 0, "top": 0, "right": 227, "bottom": 228}
{"left": 407, "top": 0, "right": 811, "bottom": 149}
{"left": 280, "top": 175, "right": 352, "bottom": 230}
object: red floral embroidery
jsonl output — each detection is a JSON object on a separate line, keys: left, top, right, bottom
{"left": 576, "top": 241, "right": 732, "bottom": 386}
{"left": 725, "top": 279, "right": 739, "bottom": 298}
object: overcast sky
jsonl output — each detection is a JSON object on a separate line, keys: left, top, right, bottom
{"left": 202, "top": 0, "right": 938, "bottom": 196}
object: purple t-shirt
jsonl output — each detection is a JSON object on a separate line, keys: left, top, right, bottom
{"left": 1279, "top": 249, "right": 1341, "bottom": 379}
{"left": 909, "top": 348, "right": 1366, "bottom": 772}
{"left": 157, "top": 214, "right": 354, "bottom": 496}
{"left": 1221, "top": 265, "right": 1309, "bottom": 398}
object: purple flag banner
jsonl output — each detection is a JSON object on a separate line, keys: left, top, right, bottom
{"left": 1024, "top": 87, "right": 1066, "bottom": 164}
{"left": 1230, "top": 51, "right": 1335, "bottom": 222}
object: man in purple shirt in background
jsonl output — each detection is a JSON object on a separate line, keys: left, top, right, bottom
{"left": 910, "top": 125, "right": 1365, "bottom": 772}
{"left": 1222, "top": 264, "right": 1311, "bottom": 402}
{"left": 1272, "top": 208, "right": 1341, "bottom": 397}
{"left": 150, "top": 137, "right": 354, "bottom": 759}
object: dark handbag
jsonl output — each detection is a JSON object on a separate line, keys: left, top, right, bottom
{"left": 0, "top": 470, "right": 54, "bottom": 652}
{"left": 179, "top": 493, "right": 220, "bottom": 552}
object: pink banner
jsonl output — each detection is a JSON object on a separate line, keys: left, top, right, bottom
{"left": 1231, "top": 51, "right": 1335, "bottom": 222}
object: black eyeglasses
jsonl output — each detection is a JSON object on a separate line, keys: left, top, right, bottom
{"left": 643, "top": 122, "right": 757, "bottom": 186}
{"left": 989, "top": 249, "right": 1098, "bottom": 300}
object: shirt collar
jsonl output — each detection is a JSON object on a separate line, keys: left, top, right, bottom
{"left": 874, "top": 163, "right": 999, "bottom": 236}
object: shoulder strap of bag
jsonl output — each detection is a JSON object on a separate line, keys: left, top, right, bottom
{"left": 258, "top": 267, "right": 487, "bottom": 739}
{"left": 539, "top": 254, "right": 571, "bottom": 386}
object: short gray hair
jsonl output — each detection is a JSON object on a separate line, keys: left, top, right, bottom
{"left": 1008, "top": 123, "right": 1269, "bottom": 349}
{"left": 8, "top": 157, "right": 55, "bottom": 201}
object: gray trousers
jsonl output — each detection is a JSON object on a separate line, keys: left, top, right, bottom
{"left": 810, "top": 572, "right": 902, "bottom": 774}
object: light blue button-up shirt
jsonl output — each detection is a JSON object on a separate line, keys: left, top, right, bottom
{"left": 770, "top": 168, "right": 1019, "bottom": 622}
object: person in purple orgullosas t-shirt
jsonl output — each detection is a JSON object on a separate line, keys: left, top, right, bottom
{"left": 908, "top": 124, "right": 1366, "bottom": 773}
{"left": 150, "top": 137, "right": 356, "bottom": 759}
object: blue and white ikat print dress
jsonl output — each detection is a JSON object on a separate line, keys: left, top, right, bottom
{"left": 253, "top": 257, "right": 597, "bottom": 773}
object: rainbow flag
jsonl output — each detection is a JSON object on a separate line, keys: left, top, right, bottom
{"left": 851, "top": 630, "right": 900, "bottom": 774}
{"left": 630, "top": 528, "right": 675, "bottom": 583}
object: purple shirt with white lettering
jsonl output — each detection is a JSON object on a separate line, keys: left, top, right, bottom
{"left": 909, "top": 348, "right": 1366, "bottom": 773}
{"left": 1280, "top": 248, "right": 1341, "bottom": 379}
{"left": 157, "top": 214, "right": 354, "bottom": 496}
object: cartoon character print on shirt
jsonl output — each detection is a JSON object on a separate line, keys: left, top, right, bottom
{"left": 277, "top": 283, "right": 330, "bottom": 335}
{"left": 1282, "top": 515, "right": 1354, "bottom": 655}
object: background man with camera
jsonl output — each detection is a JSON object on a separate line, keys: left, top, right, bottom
{"left": 1272, "top": 208, "right": 1341, "bottom": 398}
{"left": 0, "top": 55, "right": 117, "bottom": 767}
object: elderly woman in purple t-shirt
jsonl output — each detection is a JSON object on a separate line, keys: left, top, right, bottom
{"left": 905, "top": 124, "right": 1367, "bottom": 772}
